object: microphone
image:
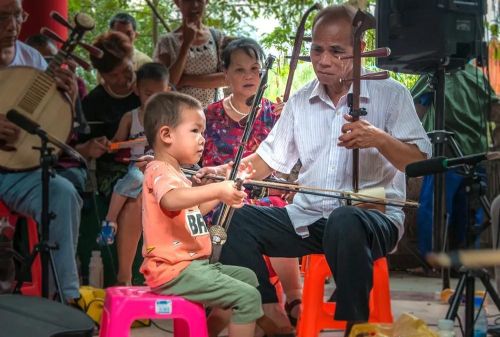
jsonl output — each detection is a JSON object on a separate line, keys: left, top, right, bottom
{"left": 6, "top": 109, "right": 47, "bottom": 138}
{"left": 405, "top": 153, "right": 497, "bottom": 177}
{"left": 6, "top": 109, "right": 88, "bottom": 167}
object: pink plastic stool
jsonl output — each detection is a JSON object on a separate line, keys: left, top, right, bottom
{"left": 99, "top": 286, "right": 208, "bottom": 337}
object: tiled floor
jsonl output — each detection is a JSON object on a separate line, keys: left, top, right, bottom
{"left": 129, "top": 271, "right": 500, "bottom": 336}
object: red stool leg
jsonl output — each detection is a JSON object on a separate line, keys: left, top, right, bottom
{"left": 369, "top": 258, "right": 393, "bottom": 323}
{"left": 20, "top": 218, "right": 41, "bottom": 296}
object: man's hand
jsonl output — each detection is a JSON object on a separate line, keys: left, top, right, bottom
{"left": 216, "top": 180, "right": 246, "bottom": 208}
{"left": 338, "top": 114, "right": 385, "bottom": 150}
{"left": 273, "top": 96, "right": 285, "bottom": 116}
{"left": 76, "top": 136, "right": 110, "bottom": 160}
{"left": 193, "top": 164, "right": 228, "bottom": 185}
{"left": 54, "top": 60, "right": 78, "bottom": 104}
{"left": 0, "top": 114, "right": 20, "bottom": 145}
{"left": 232, "top": 161, "right": 255, "bottom": 181}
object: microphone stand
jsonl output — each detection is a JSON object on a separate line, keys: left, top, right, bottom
{"left": 427, "top": 66, "right": 451, "bottom": 290}
{"left": 13, "top": 128, "right": 64, "bottom": 302}
{"left": 8, "top": 110, "right": 87, "bottom": 303}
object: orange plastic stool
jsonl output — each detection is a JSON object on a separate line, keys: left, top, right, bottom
{"left": 297, "top": 255, "right": 392, "bottom": 337}
{"left": 0, "top": 201, "right": 41, "bottom": 296}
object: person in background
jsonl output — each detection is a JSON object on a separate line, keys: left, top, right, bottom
{"left": 411, "top": 61, "right": 498, "bottom": 272}
{"left": 98, "top": 62, "right": 170, "bottom": 286}
{"left": 202, "top": 37, "right": 301, "bottom": 331}
{"left": 82, "top": 31, "right": 141, "bottom": 188}
{"left": 154, "top": 0, "right": 226, "bottom": 107}
{"left": 25, "top": 33, "right": 57, "bottom": 58}
{"left": 82, "top": 31, "right": 142, "bottom": 285}
{"left": 96, "top": 12, "right": 152, "bottom": 85}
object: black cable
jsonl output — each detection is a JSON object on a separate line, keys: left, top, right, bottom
{"left": 150, "top": 320, "right": 172, "bottom": 333}
{"left": 456, "top": 311, "right": 466, "bottom": 337}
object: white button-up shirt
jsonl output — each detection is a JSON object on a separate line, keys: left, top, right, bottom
{"left": 257, "top": 76, "right": 432, "bottom": 241}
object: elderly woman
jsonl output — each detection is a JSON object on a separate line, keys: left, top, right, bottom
{"left": 154, "top": 0, "right": 226, "bottom": 107}
{"left": 202, "top": 37, "right": 301, "bottom": 334}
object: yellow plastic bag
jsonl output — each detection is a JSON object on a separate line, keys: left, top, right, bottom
{"left": 77, "top": 286, "right": 150, "bottom": 329}
{"left": 349, "top": 313, "right": 439, "bottom": 337}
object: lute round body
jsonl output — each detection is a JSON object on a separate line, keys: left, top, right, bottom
{"left": 0, "top": 66, "right": 73, "bottom": 171}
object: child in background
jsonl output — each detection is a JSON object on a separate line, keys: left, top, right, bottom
{"left": 97, "top": 62, "right": 170, "bottom": 246}
{"left": 140, "top": 91, "right": 263, "bottom": 337}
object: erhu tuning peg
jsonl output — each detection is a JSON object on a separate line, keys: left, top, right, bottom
{"left": 50, "top": 11, "right": 74, "bottom": 30}
{"left": 341, "top": 71, "right": 390, "bottom": 83}
{"left": 74, "top": 13, "right": 95, "bottom": 31}
{"left": 78, "top": 41, "right": 103, "bottom": 59}
{"left": 40, "top": 27, "right": 64, "bottom": 44}
{"left": 70, "top": 54, "right": 92, "bottom": 71}
{"left": 338, "top": 47, "right": 391, "bottom": 60}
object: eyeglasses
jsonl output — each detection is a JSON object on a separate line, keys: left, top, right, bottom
{"left": 0, "top": 11, "right": 29, "bottom": 26}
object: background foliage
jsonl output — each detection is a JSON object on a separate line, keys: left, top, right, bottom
{"left": 69, "top": 0, "right": 419, "bottom": 95}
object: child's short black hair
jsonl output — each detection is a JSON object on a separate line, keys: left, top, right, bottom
{"left": 136, "top": 62, "right": 170, "bottom": 86}
{"left": 144, "top": 92, "right": 202, "bottom": 149}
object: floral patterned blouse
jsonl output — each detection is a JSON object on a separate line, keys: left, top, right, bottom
{"left": 202, "top": 98, "right": 279, "bottom": 167}
{"left": 202, "top": 98, "right": 286, "bottom": 221}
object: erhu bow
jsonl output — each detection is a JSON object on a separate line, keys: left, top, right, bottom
{"left": 340, "top": 9, "right": 391, "bottom": 199}
{"left": 209, "top": 55, "right": 276, "bottom": 263}
{"left": 182, "top": 167, "right": 419, "bottom": 209}
{"left": 283, "top": 3, "right": 322, "bottom": 102}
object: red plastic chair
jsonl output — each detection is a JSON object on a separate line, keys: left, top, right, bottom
{"left": 296, "top": 254, "right": 392, "bottom": 337}
{"left": 0, "top": 201, "right": 41, "bottom": 296}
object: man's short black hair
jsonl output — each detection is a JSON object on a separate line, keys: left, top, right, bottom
{"left": 109, "top": 12, "right": 137, "bottom": 31}
{"left": 25, "top": 34, "right": 53, "bottom": 48}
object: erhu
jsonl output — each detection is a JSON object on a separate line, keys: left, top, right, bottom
{"left": 209, "top": 55, "right": 276, "bottom": 263}
{"left": 340, "top": 9, "right": 391, "bottom": 205}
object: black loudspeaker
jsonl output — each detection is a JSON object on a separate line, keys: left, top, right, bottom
{"left": 376, "top": 0, "right": 485, "bottom": 74}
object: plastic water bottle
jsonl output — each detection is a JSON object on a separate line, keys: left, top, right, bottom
{"left": 473, "top": 295, "right": 488, "bottom": 337}
{"left": 88, "top": 250, "right": 103, "bottom": 288}
{"left": 437, "top": 319, "right": 455, "bottom": 337}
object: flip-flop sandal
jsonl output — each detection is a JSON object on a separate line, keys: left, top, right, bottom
{"left": 285, "top": 299, "right": 302, "bottom": 327}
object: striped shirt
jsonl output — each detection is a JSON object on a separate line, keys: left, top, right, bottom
{"left": 257, "top": 76, "right": 432, "bottom": 241}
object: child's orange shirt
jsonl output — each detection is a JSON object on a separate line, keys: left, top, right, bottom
{"left": 140, "top": 160, "right": 212, "bottom": 288}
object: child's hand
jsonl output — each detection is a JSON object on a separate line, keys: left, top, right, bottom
{"left": 217, "top": 180, "right": 246, "bottom": 208}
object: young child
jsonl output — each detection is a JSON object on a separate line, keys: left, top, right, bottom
{"left": 141, "top": 92, "right": 263, "bottom": 337}
{"left": 97, "top": 62, "right": 170, "bottom": 246}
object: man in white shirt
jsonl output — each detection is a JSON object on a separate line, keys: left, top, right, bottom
{"left": 197, "top": 4, "right": 432, "bottom": 335}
